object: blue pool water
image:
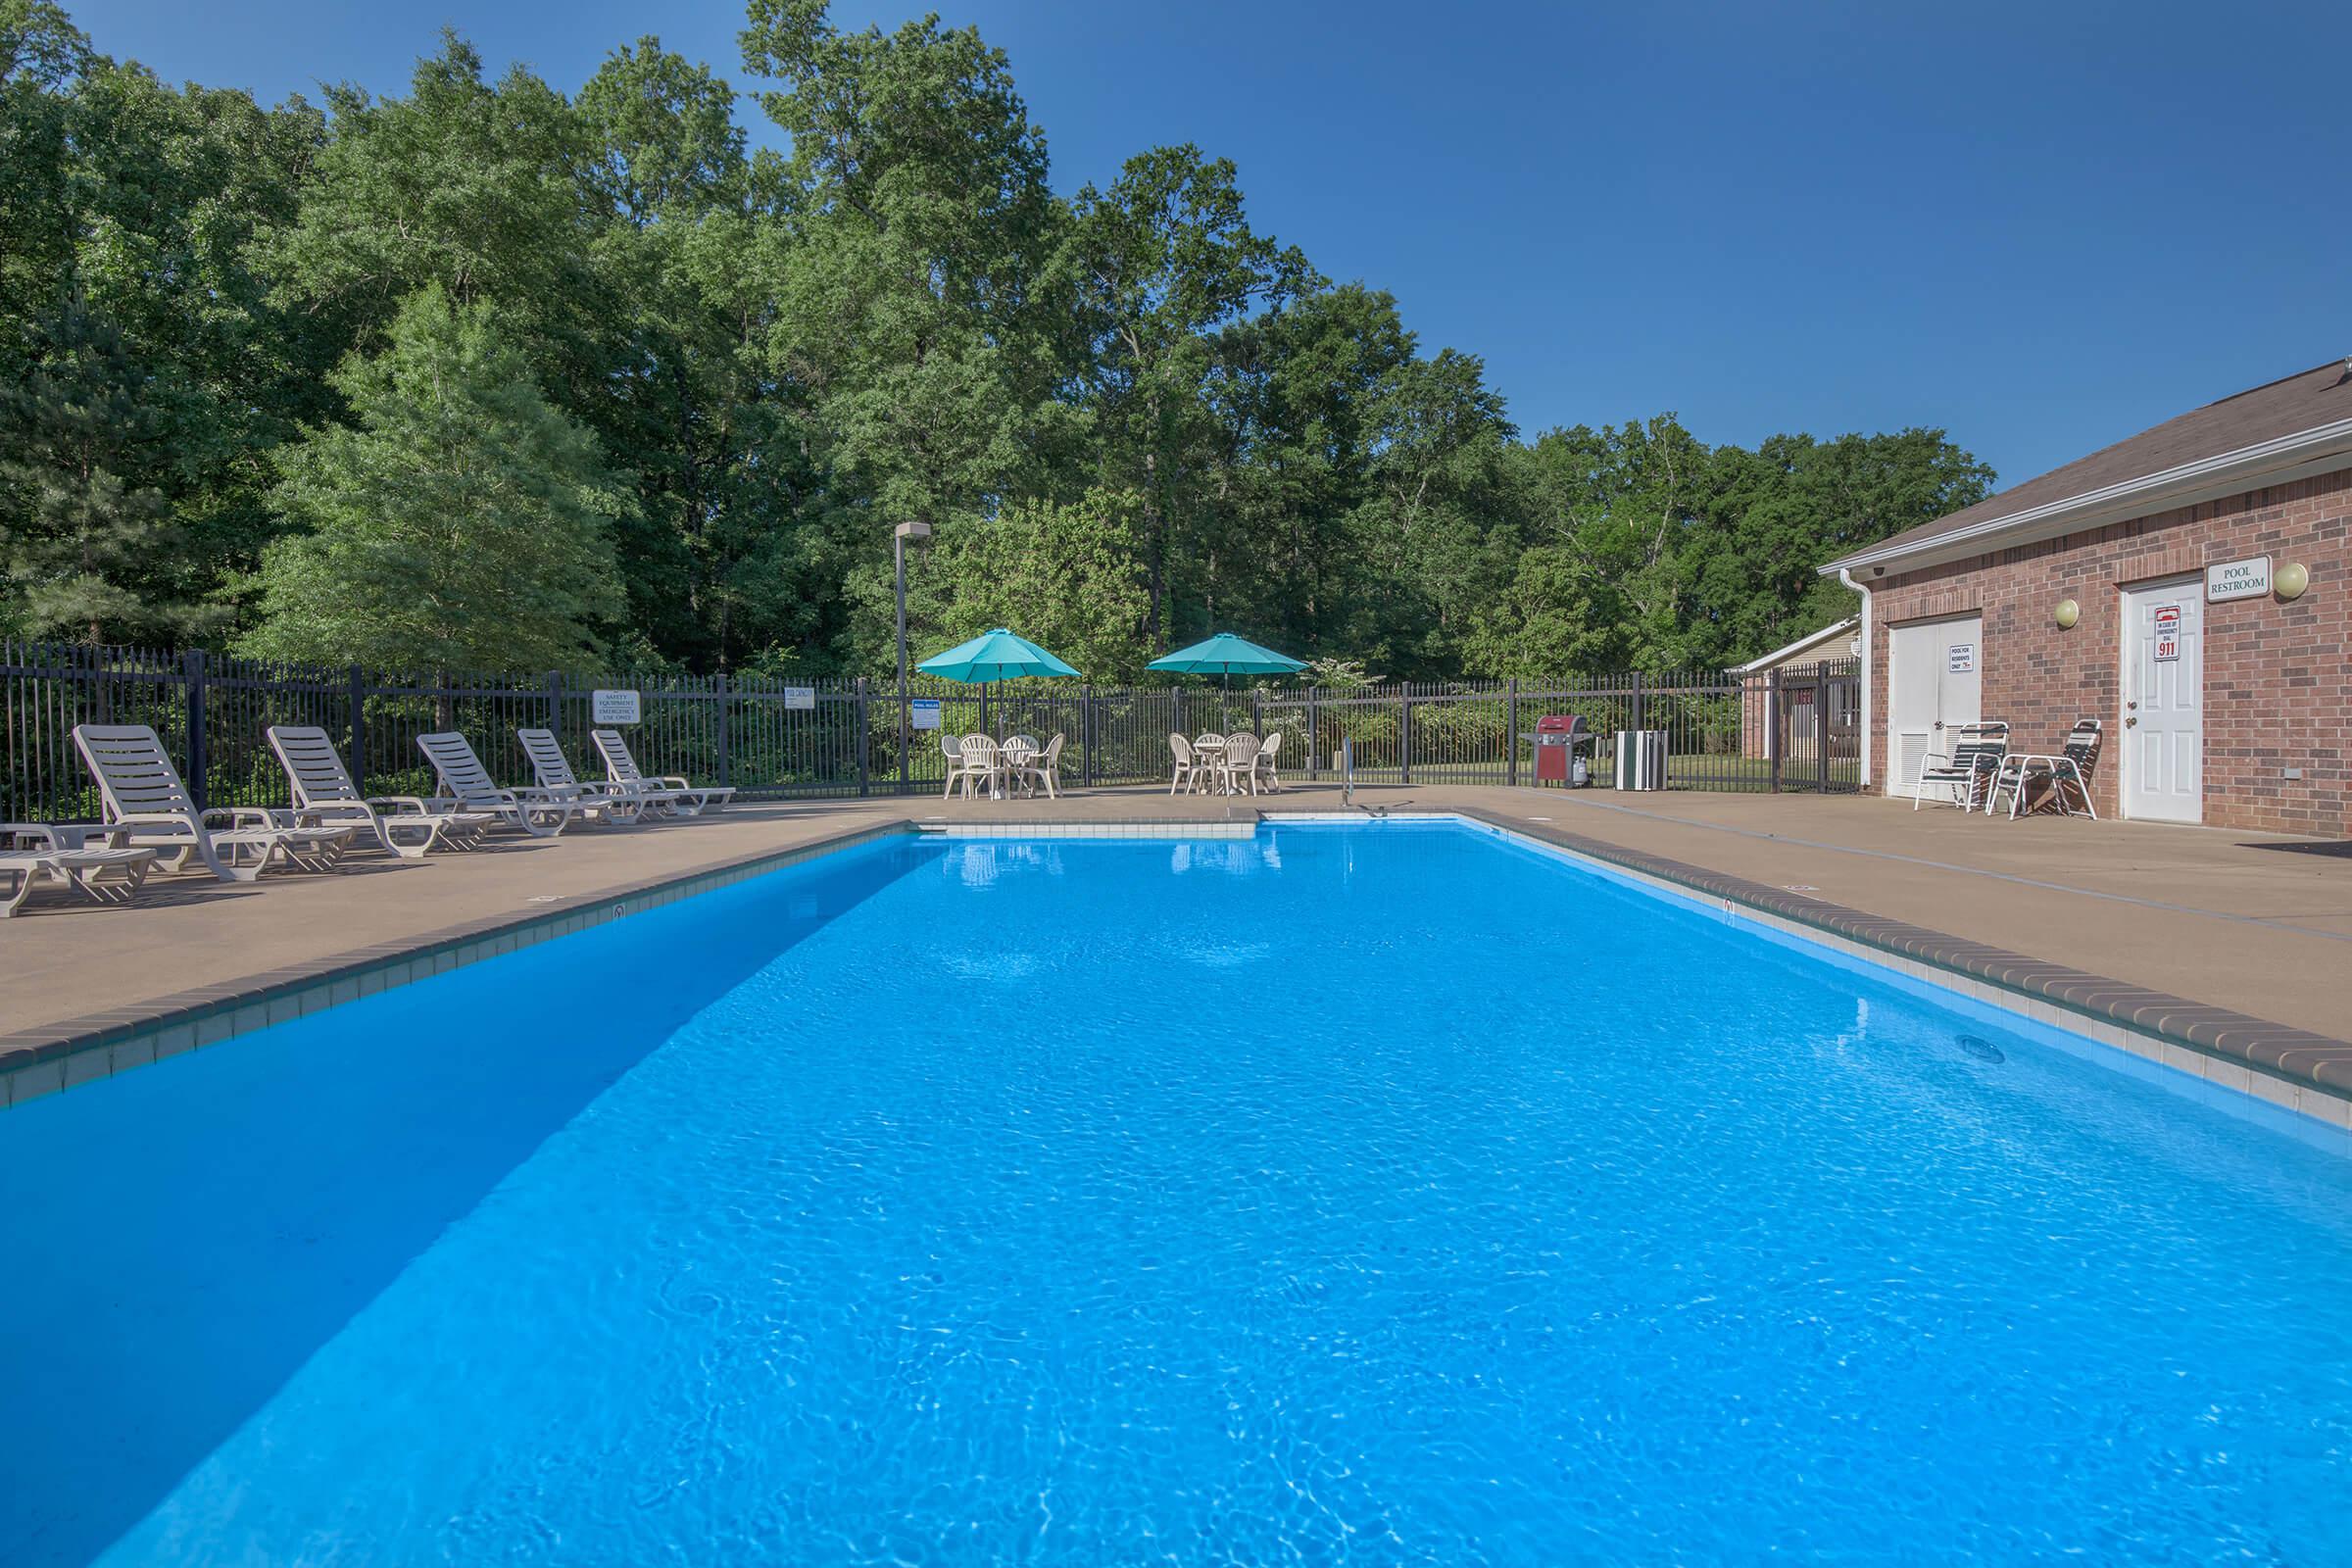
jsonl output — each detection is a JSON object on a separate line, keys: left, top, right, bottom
{"left": 3, "top": 821, "right": 2349, "bottom": 1565}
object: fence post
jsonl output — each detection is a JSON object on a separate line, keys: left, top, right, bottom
{"left": 347, "top": 664, "right": 367, "bottom": 797}
{"left": 1306, "top": 686, "right": 1319, "bottom": 780}
{"left": 545, "top": 670, "right": 564, "bottom": 737}
{"left": 1253, "top": 689, "right": 1264, "bottom": 740}
{"left": 183, "top": 648, "right": 210, "bottom": 813}
{"left": 1506, "top": 677, "right": 1519, "bottom": 787}
{"left": 1767, "top": 669, "right": 1783, "bottom": 794}
{"left": 1816, "top": 666, "right": 1832, "bottom": 792}
{"left": 1630, "top": 669, "right": 1644, "bottom": 735}
{"left": 1399, "top": 690, "right": 1412, "bottom": 785}
{"left": 856, "top": 677, "right": 870, "bottom": 797}
{"left": 713, "top": 673, "right": 731, "bottom": 788}
{"left": 1081, "top": 684, "right": 1094, "bottom": 787}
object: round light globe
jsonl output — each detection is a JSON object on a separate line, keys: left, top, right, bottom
{"left": 2054, "top": 598, "right": 2080, "bottom": 629}
{"left": 2276, "top": 562, "right": 2310, "bottom": 601}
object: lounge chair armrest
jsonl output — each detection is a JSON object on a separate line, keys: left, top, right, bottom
{"left": 0, "top": 821, "right": 71, "bottom": 850}
{"left": 202, "top": 806, "right": 286, "bottom": 830}
{"left": 659, "top": 776, "right": 695, "bottom": 792}
{"left": 367, "top": 795, "right": 436, "bottom": 816}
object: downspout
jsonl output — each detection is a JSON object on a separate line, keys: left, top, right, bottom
{"left": 1839, "top": 566, "right": 1873, "bottom": 790}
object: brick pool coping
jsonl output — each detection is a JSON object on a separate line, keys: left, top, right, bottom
{"left": 1456, "top": 807, "right": 2352, "bottom": 1128}
{"left": 5, "top": 807, "right": 2348, "bottom": 1131}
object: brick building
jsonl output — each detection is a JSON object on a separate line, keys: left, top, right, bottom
{"left": 1821, "top": 360, "right": 2350, "bottom": 835}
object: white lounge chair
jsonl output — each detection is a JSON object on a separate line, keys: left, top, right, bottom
{"left": 266, "top": 725, "right": 493, "bottom": 858}
{"left": 416, "top": 732, "right": 581, "bottom": 839}
{"left": 71, "top": 724, "right": 355, "bottom": 882}
{"left": 0, "top": 824, "right": 158, "bottom": 916}
{"left": 515, "top": 728, "right": 645, "bottom": 826}
{"left": 590, "top": 728, "right": 733, "bottom": 815}
{"left": 586, "top": 728, "right": 729, "bottom": 816}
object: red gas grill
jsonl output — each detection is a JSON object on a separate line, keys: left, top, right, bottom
{"left": 1531, "top": 713, "right": 1595, "bottom": 785}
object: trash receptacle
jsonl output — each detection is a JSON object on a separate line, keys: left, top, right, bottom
{"left": 1530, "top": 714, "right": 1593, "bottom": 786}
{"left": 1614, "top": 728, "right": 1668, "bottom": 790}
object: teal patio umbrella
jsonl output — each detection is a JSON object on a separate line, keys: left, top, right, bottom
{"left": 1146, "top": 632, "right": 1306, "bottom": 679}
{"left": 917, "top": 627, "right": 1081, "bottom": 683}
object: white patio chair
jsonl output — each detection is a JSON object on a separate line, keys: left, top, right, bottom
{"left": 1019, "top": 733, "right": 1064, "bottom": 799}
{"left": 1253, "top": 730, "right": 1285, "bottom": 792}
{"left": 71, "top": 724, "right": 355, "bottom": 882}
{"left": 998, "top": 735, "right": 1038, "bottom": 796}
{"left": 956, "top": 734, "right": 1002, "bottom": 800}
{"left": 267, "top": 725, "right": 492, "bottom": 858}
{"left": 515, "top": 728, "right": 644, "bottom": 826}
{"left": 591, "top": 728, "right": 733, "bottom": 815}
{"left": 1218, "top": 732, "right": 1260, "bottom": 796}
{"left": 1168, "top": 733, "right": 1202, "bottom": 795}
{"left": 940, "top": 727, "right": 973, "bottom": 799}
{"left": 416, "top": 732, "right": 581, "bottom": 838}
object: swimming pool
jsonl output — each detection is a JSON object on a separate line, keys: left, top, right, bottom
{"left": 4, "top": 820, "right": 2348, "bottom": 1564}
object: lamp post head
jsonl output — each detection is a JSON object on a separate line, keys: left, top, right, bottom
{"left": 895, "top": 520, "right": 932, "bottom": 541}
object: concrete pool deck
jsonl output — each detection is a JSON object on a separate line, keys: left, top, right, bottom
{"left": 3, "top": 783, "right": 2348, "bottom": 1120}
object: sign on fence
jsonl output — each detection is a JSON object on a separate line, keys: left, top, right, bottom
{"left": 591, "top": 689, "right": 641, "bottom": 724}
{"left": 782, "top": 685, "right": 816, "bottom": 710}
{"left": 909, "top": 698, "right": 942, "bottom": 730}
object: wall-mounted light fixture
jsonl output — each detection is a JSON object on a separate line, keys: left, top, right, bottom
{"left": 2053, "top": 598, "right": 2080, "bottom": 629}
{"left": 2276, "top": 562, "right": 2310, "bottom": 601}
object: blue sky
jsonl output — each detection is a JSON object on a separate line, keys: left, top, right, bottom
{"left": 68, "top": 0, "right": 2352, "bottom": 487}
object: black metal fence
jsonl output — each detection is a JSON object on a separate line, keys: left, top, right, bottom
{"left": 0, "top": 639, "right": 1861, "bottom": 822}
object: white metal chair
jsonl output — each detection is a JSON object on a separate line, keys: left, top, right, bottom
{"left": 72, "top": 724, "right": 355, "bottom": 882}
{"left": 1987, "top": 718, "right": 2102, "bottom": 820}
{"left": 1912, "top": 721, "right": 2009, "bottom": 812}
{"left": 1168, "top": 733, "right": 1202, "bottom": 795}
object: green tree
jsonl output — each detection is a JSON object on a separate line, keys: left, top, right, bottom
{"left": 241, "top": 286, "right": 628, "bottom": 673}
{"left": 0, "top": 303, "right": 220, "bottom": 641}
{"left": 919, "top": 489, "right": 1152, "bottom": 681}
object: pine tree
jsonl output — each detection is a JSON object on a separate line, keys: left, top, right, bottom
{"left": 0, "top": 303, "right": 217, "bottom": 643}
{"left": 241, "top": 285, "right": 628, "bottom": 673}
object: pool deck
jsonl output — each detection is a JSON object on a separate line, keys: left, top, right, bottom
{"left": 4, "top": 783, "right": 2348, "bottom": 1120}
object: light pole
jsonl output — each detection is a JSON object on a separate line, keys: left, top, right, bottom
{"left": 894, "top": 520, "right": 931, "bottom": 793}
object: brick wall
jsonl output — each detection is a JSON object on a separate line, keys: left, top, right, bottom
{"left": 1864, "top": 466, "right": 2350, "bottom": 835}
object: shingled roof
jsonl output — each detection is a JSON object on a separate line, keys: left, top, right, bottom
{"left": 1825, "top": 358, "right": 2352, "bottom": 574}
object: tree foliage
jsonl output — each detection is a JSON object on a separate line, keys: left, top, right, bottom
{"left": 241, "top": 286, "right": 626, "bottom": 672}
{"left": 2, "top": 0, "right": 1995, "bottom": 675}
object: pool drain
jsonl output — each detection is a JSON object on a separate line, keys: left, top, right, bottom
{"left": 1955, "top": 1035, "right": 2005, "bottom": 1064}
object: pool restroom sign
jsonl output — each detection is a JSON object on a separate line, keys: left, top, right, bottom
{"left": 2205, "top": 556, "right": 2271, "bottom": 603}
{"left": 2153, "top": 605, "right": 2181, "bottom": 662}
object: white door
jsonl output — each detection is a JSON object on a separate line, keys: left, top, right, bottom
{"left": 1886, "top": 615, "right": 1983, "bottom": 794}
{"left": 2121, "top": 581, "right": 2202, "bottom": 822}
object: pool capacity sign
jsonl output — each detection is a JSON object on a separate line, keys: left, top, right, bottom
{"left": 2206, "top": 556, "right": 2271, "bottom": 603}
